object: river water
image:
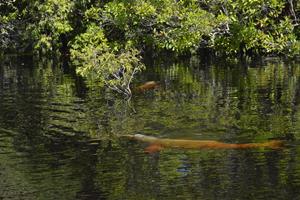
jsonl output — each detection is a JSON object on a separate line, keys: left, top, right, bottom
{"left": 0, "top": 55, "right": 300, "bottom": 199}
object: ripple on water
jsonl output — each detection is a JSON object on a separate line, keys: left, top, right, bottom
{"left": 1, "top": 56, "right": 300, "bottom": 199}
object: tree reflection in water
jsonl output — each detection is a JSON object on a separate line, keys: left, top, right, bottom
{"left": 0, "top": 55, "right": 299, "bottom": 199}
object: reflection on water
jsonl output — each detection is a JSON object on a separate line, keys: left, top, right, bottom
{"left": 1, "top": 55, "right": 300, "bottom": 199}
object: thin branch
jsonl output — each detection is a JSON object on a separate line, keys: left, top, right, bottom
{"left": 288, "top": 0, "right": 298, "bottom": 23}
{"left": 105, "top": 81, "right": 124, "bottom": 94}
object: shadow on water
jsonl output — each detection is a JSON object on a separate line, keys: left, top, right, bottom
{"left": 1, "top": 55, "right": 300, "bottom": 199}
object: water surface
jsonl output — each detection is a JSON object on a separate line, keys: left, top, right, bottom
{"left": 0, "top": 55, "right": 300, "bottom": 199}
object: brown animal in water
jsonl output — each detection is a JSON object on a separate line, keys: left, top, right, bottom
{"left": 135, "top": 81, "right": 159, "bottom": 92}
{"left": 126, "top": 134, "right": 283, "bottom": 153}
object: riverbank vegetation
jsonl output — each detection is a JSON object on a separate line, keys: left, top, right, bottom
{"left": 1, "top": 0, "right": 299, "bottom": 95}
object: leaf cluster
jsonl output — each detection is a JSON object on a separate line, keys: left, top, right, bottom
{"left": 98, "top": 0, "right": 217, "bottom": 53}
{"left": 70, "top": 24, "right": 145, "bottom": 97}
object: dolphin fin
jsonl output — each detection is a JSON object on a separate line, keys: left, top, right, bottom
{"left": 144, "top": 144, "right": 163, "bottom": 153}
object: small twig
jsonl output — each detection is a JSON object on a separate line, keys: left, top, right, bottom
{"left": 288, "top": 0, "right": 297, "bottom": 23}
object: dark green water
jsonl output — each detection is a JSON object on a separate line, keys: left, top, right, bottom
{"left": 1, "top": 55, "right": 300, "bottom": 200}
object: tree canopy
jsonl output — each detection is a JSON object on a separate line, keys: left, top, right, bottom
{"left": 1, "top": 0, "right": 300, "bottom": 95}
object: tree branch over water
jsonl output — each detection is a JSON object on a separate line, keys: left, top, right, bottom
{"left": 1, "top": 0, "right": 300, "bottom": 95}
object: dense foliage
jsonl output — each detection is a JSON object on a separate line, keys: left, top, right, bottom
{"left": 1, "top": 0, "right": 300, "bottom": 94}
{"left": 201, "top": 0, "right": 300, "bottom": 56}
